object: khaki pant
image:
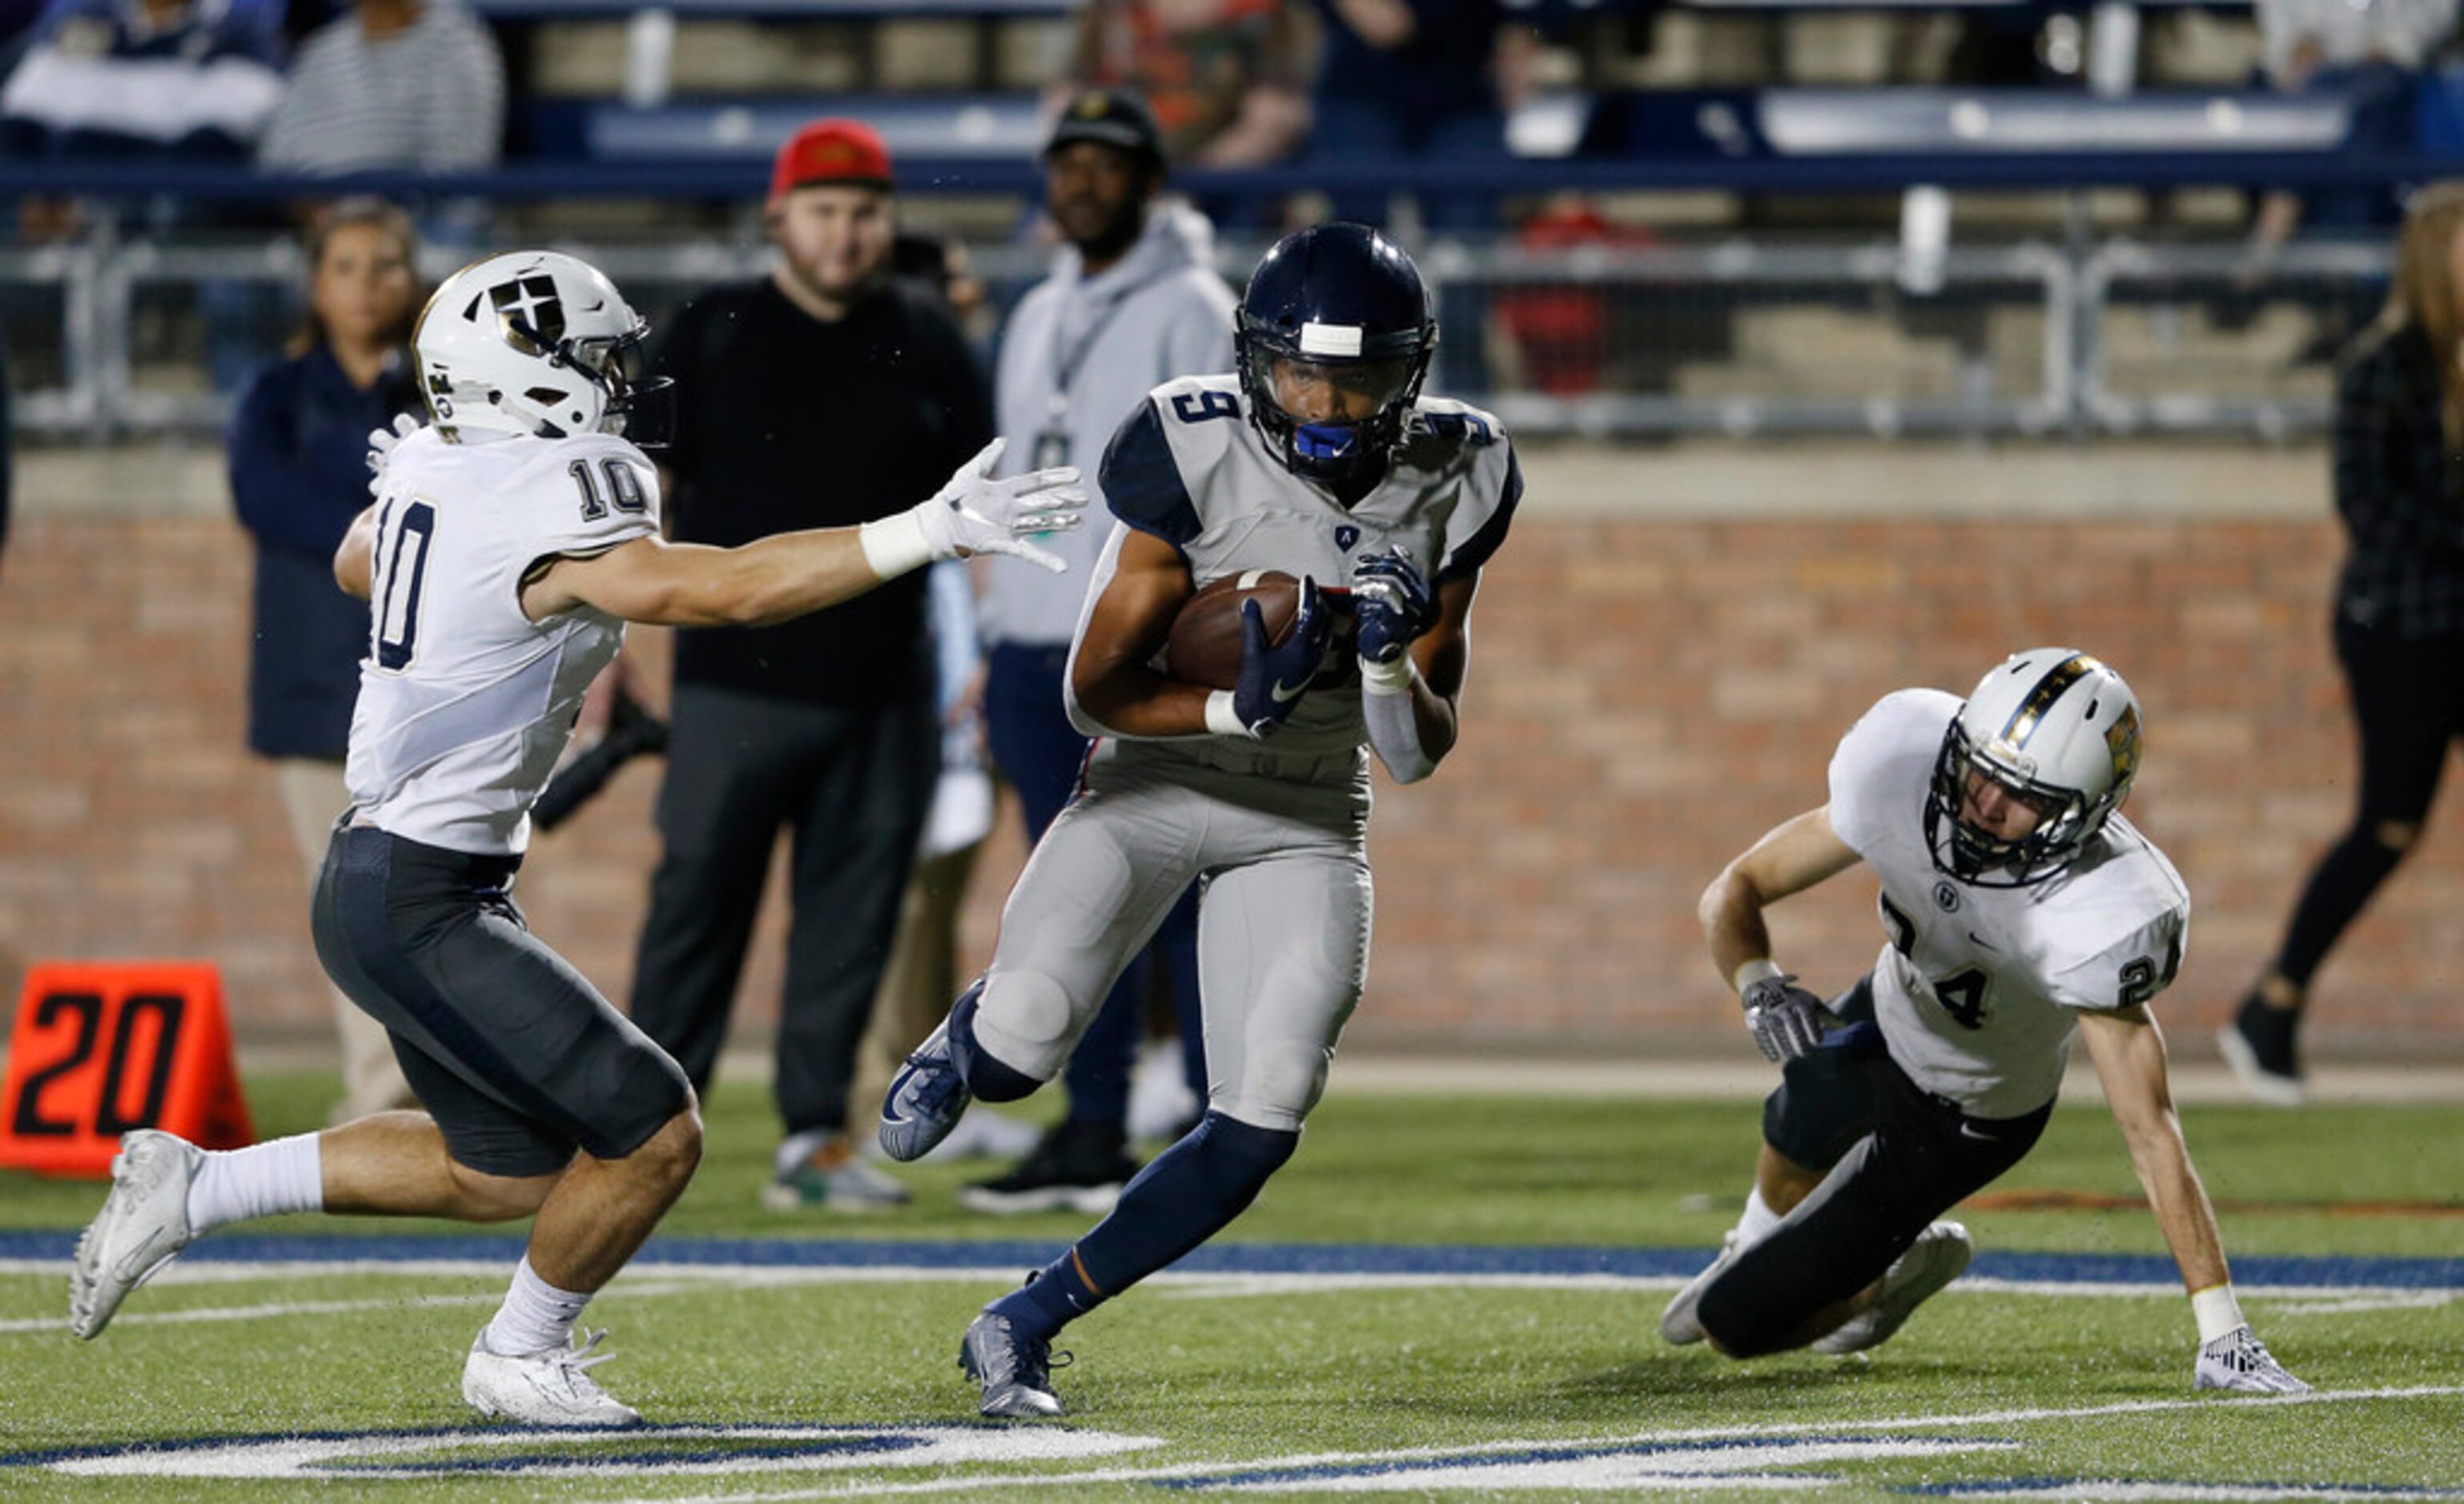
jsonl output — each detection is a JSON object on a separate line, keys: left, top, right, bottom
{"left": 274, "top": 759, "right": 417, "bottom": 1123}
{"left": 848, "top": 840, "right": 981, "bottom": 1120}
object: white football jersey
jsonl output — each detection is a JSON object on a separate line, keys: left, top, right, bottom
{"left": 1077, "top": 373, "right": 1521, "bottom": 759}
{"left": 1826, "top": 688, "right": 2191, "bottom": 1118}
{"left": 345, "top": 427, "right": 660, "bottom": 855}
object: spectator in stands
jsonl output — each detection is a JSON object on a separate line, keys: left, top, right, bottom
{"left": 628, "top": 119, "right": 991, "bottom": 1212}
{"left": 2244, "top": 0, "right": 2455, "bottom": 275}
{"left": 258, "top": 0, "right": 503, "bottom": 179}
{"left": 2223, "top": 182, "right": 2464, "bottom": 1107}
{"left": 1063, "top": 0, "right": 1312, "bottom": 171}
{"left": 1305, "top": 0, "right": 1533, "bottom": 232}
{"left": 0, "top": 0, "right": 285, "bottom": 240}
{"left": 960, "top": 88, "right": 1228, "bottom": 1216}
{"left": 226, "top": 197, "right": 422, "bottom": 1123}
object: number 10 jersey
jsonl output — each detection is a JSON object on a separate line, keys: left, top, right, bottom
{"left": 345, "top": 428, "right": 661, "bottom": 856}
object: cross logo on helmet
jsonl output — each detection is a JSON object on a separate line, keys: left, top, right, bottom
{"left": 489, "top": 275, "right": 565, "bottom": 352}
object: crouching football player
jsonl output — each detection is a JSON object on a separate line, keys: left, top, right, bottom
{"left": 1665, "top": 648, "right": 2306, "bottom": 1395}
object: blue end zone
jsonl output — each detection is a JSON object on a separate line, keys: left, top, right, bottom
{"left": 2, "top": 1233, "right": 2458, "bottom": 1289}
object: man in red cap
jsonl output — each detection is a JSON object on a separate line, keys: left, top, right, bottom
{"left": 624, "top": 118, "right": 994, "bottom": 1212}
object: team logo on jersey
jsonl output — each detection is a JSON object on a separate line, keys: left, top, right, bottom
{"left": 1933, "top": 880, "right": 1961, "bottom": 913}
{"left": 485, "top": 275, "right": 565, "bottom": 354}
{"left": 1335, "top": 525, "right": 1361, "bottom": 551}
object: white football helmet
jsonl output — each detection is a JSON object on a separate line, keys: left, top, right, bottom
{"left": 1924, "top": 647, "right": 2142, "bottom": 887}
{"left": 412, "top": 251, "right": 668, "bottom": 444}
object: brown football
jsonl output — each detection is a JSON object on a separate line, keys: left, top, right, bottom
{"left": 1164, "top": 570, "right": 1302, "bottom": 690}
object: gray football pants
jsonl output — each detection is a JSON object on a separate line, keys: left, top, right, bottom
{"left": 971, "top": 738, "right": 1372, "bottom": 1133}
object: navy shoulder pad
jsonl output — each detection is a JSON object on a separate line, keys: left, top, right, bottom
{"left": 1099, "top": 399, "right": 1201, "bottom": 548}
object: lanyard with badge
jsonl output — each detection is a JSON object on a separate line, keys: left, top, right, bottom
{"left": 1034, "top": 268, "right": 1169, "bottom": 468}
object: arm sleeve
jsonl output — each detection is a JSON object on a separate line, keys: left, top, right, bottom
{"left": 226, "top": 367, "right": 360, "bottom": 560}
{"left": 1363, "top": 678, "right": 1437, "bottom": 782}
{"left": 1099, "top": 398, "right": 1203, "bottom": 549}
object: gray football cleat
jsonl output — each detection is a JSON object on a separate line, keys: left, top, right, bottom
{"left": 1659, "top": 1229, "right": 1746, "bottom": 1346}
{"left": 880, "top": 984, "right": 984, "bottom": 1163}
{"left": 69, "top": 1130, "right": 201, "bottom": 1339}
{"left": 959, "top": 1309, "right": 1066, "bottom": 1418}
{"left": 462, "top": 1328, "right": 644, "bottom": 1427}
{"left": 1814, "top": 1220, "right": 1972, "bottom": 1355}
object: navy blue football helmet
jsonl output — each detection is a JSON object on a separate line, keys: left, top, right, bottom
{"left": 1235, "top": 223, "right": 1437, "bottom": 485}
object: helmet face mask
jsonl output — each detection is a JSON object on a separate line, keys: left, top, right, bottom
{"left": 1234, "top": 223, "right": 1436, "bottom": 485}
{"left": 415, "top": 251, "right": 670, "bottom": 447}
{"left": 1922, "top": 649, "right": 2142, "bottom": 888}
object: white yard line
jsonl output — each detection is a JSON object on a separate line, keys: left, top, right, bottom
{"left": 587, "top": 1385, "right": 2464, "bottom": 1504}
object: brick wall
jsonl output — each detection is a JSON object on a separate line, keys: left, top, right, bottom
{"left": 3, "top": 449, "right": 2458, "bottom": 1059}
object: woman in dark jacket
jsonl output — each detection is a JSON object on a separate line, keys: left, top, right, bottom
{"left": 227, "top": 197, "right": 422, "bottom": 1123}
{"left": 2223, "top": 183, "right": 2464, "bottom": 1104}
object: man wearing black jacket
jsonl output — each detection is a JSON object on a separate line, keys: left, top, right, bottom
{"left": 629, "top": 119, "right": 993, "bottom": 1209}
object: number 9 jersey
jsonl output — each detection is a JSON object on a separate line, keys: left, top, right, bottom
{"left": 1826, "top": 688, "right": 2191, "bottom": 1119}
{"left": 344, "top": 427, "right": 661, "bottom": 856}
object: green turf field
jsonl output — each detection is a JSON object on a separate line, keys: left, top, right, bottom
{"left": 1, "top": 1073, "right": 2458, "bottom": 1501}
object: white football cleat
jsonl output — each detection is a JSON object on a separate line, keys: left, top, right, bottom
{"left": 1814, "top": 1220, "right": 1972, "bottom": 1355}
{"left": 2195, "top": 1325, "right": 2311, "bottom": 1394}
{"left": 69, "top": 1129, "right": 201, "bottom": 1339}
{"left": 462, "top": 1328, "right": 644, "bottom": 1427}
{"left": 1659, "top": 1230, "right": 1746, "bottom": 1346}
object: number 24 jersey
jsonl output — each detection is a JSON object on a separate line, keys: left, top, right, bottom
{"left": 1827, "top": 688, "right": 2191, "bottom": 1119}
{"left": 345, "top": 428, "right": 659, "bottom": 857}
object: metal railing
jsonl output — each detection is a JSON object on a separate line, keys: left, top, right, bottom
{"left": 0, "top": 231, "right": 2388, "bottom": 441}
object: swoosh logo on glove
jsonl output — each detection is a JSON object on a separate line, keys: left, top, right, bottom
{"left": 1269, "top": 675, "right": 1311, "bottom": 705}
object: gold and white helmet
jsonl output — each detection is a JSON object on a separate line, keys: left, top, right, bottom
{"left": 1924, "top": 647, "right": 2142, "bottom": 887}
{"left": 412, "top": 250, "right": 667, "bottom": 443}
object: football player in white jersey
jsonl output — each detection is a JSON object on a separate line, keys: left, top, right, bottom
{"left": 1662, "top": 649, "right": 2307, "bottom": 1394}
{"left": 68, "top": 250, "right": 1084, "bottom": 1426}
{"left": 878, "top": 223, "right": 1520, "bottom": 1418}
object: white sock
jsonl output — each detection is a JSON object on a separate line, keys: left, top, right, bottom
{"left": 1736, "top": 1184, "right": 1783, "bottom": 1247}
{"left": 184, "top": 1132, "right": 324, "bottom": 1234}
{"left": 482, "top": 1257, "right": 593, "bottom": 1358}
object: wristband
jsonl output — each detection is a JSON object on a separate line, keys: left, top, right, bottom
{"left": 858, "top": 510, "right": 932, "bottom": 581}
{"left": 1204, "top": 690, "right": 1250, "bottom": 738}
{"left": 1733, "top": 959, "right": 1784, "bottom": 997}
{"left": 2190, "top": 1283, "right": 2245, "bottom": 1343}
{"left": 1358, "top": 653, "right": 1417, "bottom": 696}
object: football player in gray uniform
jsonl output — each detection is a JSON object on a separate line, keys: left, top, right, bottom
{"left": 68, "top": 250, "right": 1083, "bottom": 1426}
{"left": 1666, "top": 649, "right": 2307, "bottom": 1394}
{"left": 879, "top": 223, "right": 1519, "bottom": 1418}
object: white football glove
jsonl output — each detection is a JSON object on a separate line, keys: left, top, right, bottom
{"left": 917, "top": 439, "right": 1087, "bottom": 573}
{"left": 364, "top": 412, "right": 420, "bottom": 497}
{"left": 2193, "top": 1326, "right": 2309, "bottom": 1395}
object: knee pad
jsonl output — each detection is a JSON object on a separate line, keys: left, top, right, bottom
{"left": 968, "top": 968, "right": 1076, "bottom": 1084}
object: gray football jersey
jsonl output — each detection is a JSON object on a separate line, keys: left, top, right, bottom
{"left": 1827, "top": 688, "right": 2191, "bottom": 1118}
{"left": 1083, "top": 372, "right": 1521, "bottom": 759}
{"left": 346, "top": 428, "right": 660, "bottom": 856}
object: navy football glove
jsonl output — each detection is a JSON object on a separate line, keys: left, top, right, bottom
{"left": 1231, "top": 576, "right": 1332, "bottom": 737}
{"left": 1741, "top": 973, "right": 1827, "bottom": 1063}
{"left": 1351, "top": 545, "right": 1436, "bottom": 666}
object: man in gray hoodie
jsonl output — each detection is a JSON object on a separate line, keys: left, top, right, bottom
{"left": 963, "top": 89, "right": 1236, "bottom": 1213}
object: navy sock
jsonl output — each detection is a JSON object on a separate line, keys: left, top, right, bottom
{"left": 987, "top": 1252, "right": 1106, "bottom": 1343}
{"left": 1023, "top": 1112, "right": 1297, "bottom": 1333}
{"left": 948, "top": 979, "right": 1042, "bottom": 1104}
